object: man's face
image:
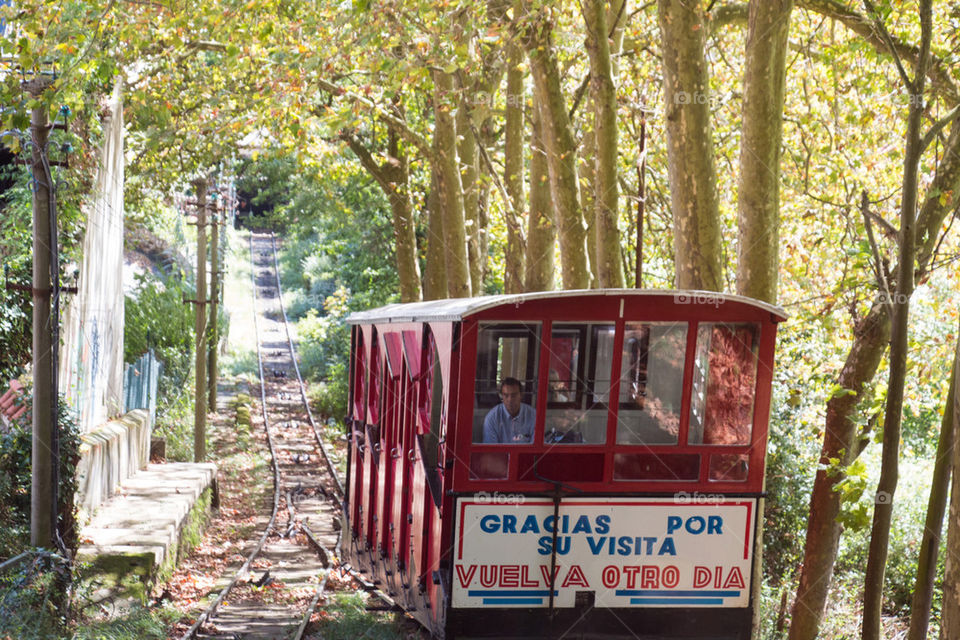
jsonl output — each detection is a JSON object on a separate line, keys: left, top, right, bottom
{"left": 500, "top": 383, "right": 523, "bottom": 417}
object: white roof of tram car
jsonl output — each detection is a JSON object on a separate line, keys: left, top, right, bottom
{"left": 346, "top": 289, "right": 788, "bottom": 325}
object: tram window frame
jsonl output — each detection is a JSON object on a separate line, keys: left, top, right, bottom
{"left": 688, "top": 322, "right": 761, "bottom": 447}
{"left": 472, "top": 322, "right": 541, "bottom": 444}
{"left": 544, "top": 325, "right": 586, "bottom": 408}
{"left": 614, "top": 322, "right": 687, "bottom": 446}
{"left": 542, "top": 323, "right": 615, "bottom": 446}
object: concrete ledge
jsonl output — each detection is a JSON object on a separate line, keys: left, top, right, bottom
{"left": 76, "top": 409, "right": 152, "bottom": 516}
{"left": 78, "top": 462, "right": 218, "bottom": 602}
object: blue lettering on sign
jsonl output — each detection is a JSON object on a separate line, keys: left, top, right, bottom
{"left": 520, "top": 515, "right": 540, "bottom": 534}
{"left": 537, "top": 536, "right": 571, "bottom": 555}
{"left": 585, "top": 536, "right": 678, "bottom": 556}
{"left": 667, "top": 515, "right": 724, "bottom": 535}
{"left": 480, "top": 515, "right": 500, "bottom": 533}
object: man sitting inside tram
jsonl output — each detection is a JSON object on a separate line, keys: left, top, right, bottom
{"left": 483, "top": 377, "right": 535, "bottom": 444}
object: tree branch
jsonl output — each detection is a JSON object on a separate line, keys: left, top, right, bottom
{"left": 797, "top": 0, "right": 959, "bottom": 106}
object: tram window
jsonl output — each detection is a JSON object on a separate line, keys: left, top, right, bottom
{"left": 688, "top": 323, "right": 760, "bottom": 446}
{"left": 709, "top": 453, "right": 749, "bottom": 482}
{"left": 615, "top": 323, "right": 687, "bottom": 445}
{"left": 473, "top": 324, "right": 540, "bottom": 443}
{"left": 543, "top": 324, "right": 613, "bottom": 445}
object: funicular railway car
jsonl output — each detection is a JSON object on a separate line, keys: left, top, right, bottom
{"left": 344, "top": 290, "right": 785, "bottom": 639}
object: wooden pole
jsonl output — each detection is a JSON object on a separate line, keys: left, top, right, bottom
{"left": 635, "top": 118, "right": 645, "bottom": 289}
{"left": 193, "top": 179, "right": 208, "bottom": 462}
{"left": 27, "top": 78, "right": 55, "bottom": 548}
{"left": 207, "top": 195, "right": 220, "bottom": 410}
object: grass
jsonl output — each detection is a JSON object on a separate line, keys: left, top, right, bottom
{"left": 307, "top": 592, "right": 419, "bottom": 640}
{"left": 73, "top": 604, "right": 183, "bottom": 640}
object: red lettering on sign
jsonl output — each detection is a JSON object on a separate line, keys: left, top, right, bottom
{"left": 561, "top": 565, "right": 589, "bottom": 588}
{"left": 520, "top": 566, "right": 538, "bottom": 588}
{"left": 662, "top": 565, "right": 680, "bottom": 588}
{"left": 693, "top": 566, "right": 712, "bottom": 588}
{"left": 715, "top": 566, "right": 722, "bottom": 589}
{"left": 623, "top": 566, "right": 641, "bottom": 589}
{"left": 455, "top": 565, "right": 477, "bottom": 588}
{"left": 602, "top": 566, "right": 620, "bottom": 589}
{"left": 500, "top": 565, "right": 520, "bottom": 587}
{"left": 723, "top": 567, "right": 746, "bottom": 589}
{"left": 641, "top": 566, "right": 659, "bottom": 589}
{"left": 480, "top": 565, "right": 498, "bottom": 588}
{"left": 541, "top": 565, "right": 560, "bottom": 586}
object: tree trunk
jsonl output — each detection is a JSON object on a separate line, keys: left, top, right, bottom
{"left": 584, "top": 0, "right": 625, "bottom": 289}
{"left": 579, "top": 108, "right": 599, "bottom": 288}
{"left": 908, "top": 348, "right": 956, "bottom": 640}
{"left": 735, "top": 0, "right": 792, "bottom": 303}
{"left": 861, "top": 4, "right": 930, "bottom": 637}
{"left": 432, "top": 72, "right": 472, "bottom": 298}
{"left": 523, "top": 9, "right": 590, "bottom": 289}
{"left": 942, "top": 331, "right": 960, "bottom": 639}
{"left": 790, "top": 117, "right": 960, "bottom": 640}
{"left": 503, "top": 39, "right": 526, "bottom": 294}
{"left": 344, "top": 130, "right": 423, "bottom": 303}
{"left": 457, "top": 103, "right": 483, "bottom": 295}
{"left": 734, "top": 3, "right": 793, "bottom": 634}
{"left": 424, "top": 169, "right": 448, "bottom": 301}
{"left": 657, "top": 0, "right": 722, "bottom": 291}
{"left": 524, "top": 106, "right": 555, "bottom": 292}
{"left": 788, "top": 303, "right": 890, "bottom": 640}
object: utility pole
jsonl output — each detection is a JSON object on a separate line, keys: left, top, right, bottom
{"left": 207, "top": 193, "right": 220, "bottom": 410}
{"left": 26, "top": 77, "right": 55, "bottom": 549}
{"left": 192, "top": 179, "right": 208, "bottom": 462}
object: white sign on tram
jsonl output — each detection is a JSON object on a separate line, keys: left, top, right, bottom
{"left": 452, "top": 496, "right": 756, "bottom": 609}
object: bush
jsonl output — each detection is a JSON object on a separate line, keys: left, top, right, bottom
{"left": 124, "top": 272, "right": 197, "bottom": 460}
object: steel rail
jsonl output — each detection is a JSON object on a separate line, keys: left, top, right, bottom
{"left": 268, "top": 233, "right": 345, "bottom": 499}
{"left": 178, "top": 234, "right": 285, "bottom": 639}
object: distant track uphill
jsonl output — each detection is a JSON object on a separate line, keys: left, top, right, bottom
{"left": 180, "top": 232, "right": 342, "bottom": 640}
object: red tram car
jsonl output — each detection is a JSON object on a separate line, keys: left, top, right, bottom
{"left": 343, "top": 290, "right": 785, "bottom": 639}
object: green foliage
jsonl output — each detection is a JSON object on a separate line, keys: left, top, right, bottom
{"left": 72, "top": 604, "right": 181, "bottom": 640}
{"left": 0, "top": 394, "right": 81, "bottom": 557}
{"left": 0, "top": 551, "right": 71, "bottom": 640}
{"left": 0, "top": 399, "right": 79, "bottom": 639}
{"left": 313, "top": 592, "right": 414, "bottom": 640}
{"left": 124, "top": 272, "right": 197, "bottom": 461}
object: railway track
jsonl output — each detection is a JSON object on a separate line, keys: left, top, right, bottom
{"left": 180, "top": 232, "right": 344, "bottom": 640}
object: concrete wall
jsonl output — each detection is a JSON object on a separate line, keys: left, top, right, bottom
{"left": 76, "top": 409, "right": 150, "bottom": 517}
{"left": 59, "top": 79, "right": 126, "bottom": 433}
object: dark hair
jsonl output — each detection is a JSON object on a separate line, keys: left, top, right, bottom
{"left": 500, "top": 377, "right": 523, "bottom": 392}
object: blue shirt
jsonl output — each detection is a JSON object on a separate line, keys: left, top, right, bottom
{"left": 483, "top": 403, "right": 536, "bottom": 444}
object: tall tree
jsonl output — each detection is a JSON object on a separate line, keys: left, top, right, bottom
{"left": 524, "top": 106, "right": 556, "bottom": 292}
{"left": 502, "top": 29, "right": 527, "bottom": 294}
{"left": 433, "top": 69, "right": 473, "bottom": 298}
{"left": 860, "top": 3, "right": 931, "bottom": 637}
{"left": 656, "top": 0, "right": 722, "bottom": 291}
{"left": 735, "top": 0, "right": 793, "bottom": 303}
{"left": 941, "top": 325, "right": 960, "bottom": 638}
{"left": 583, "top": 0, "right": 626, "bottom": 288}
{"left": 521, "top": 6, "right": 591, "bottom": 289}
{"left": 344, "top": 125, "right": 423, "bottom": 303}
